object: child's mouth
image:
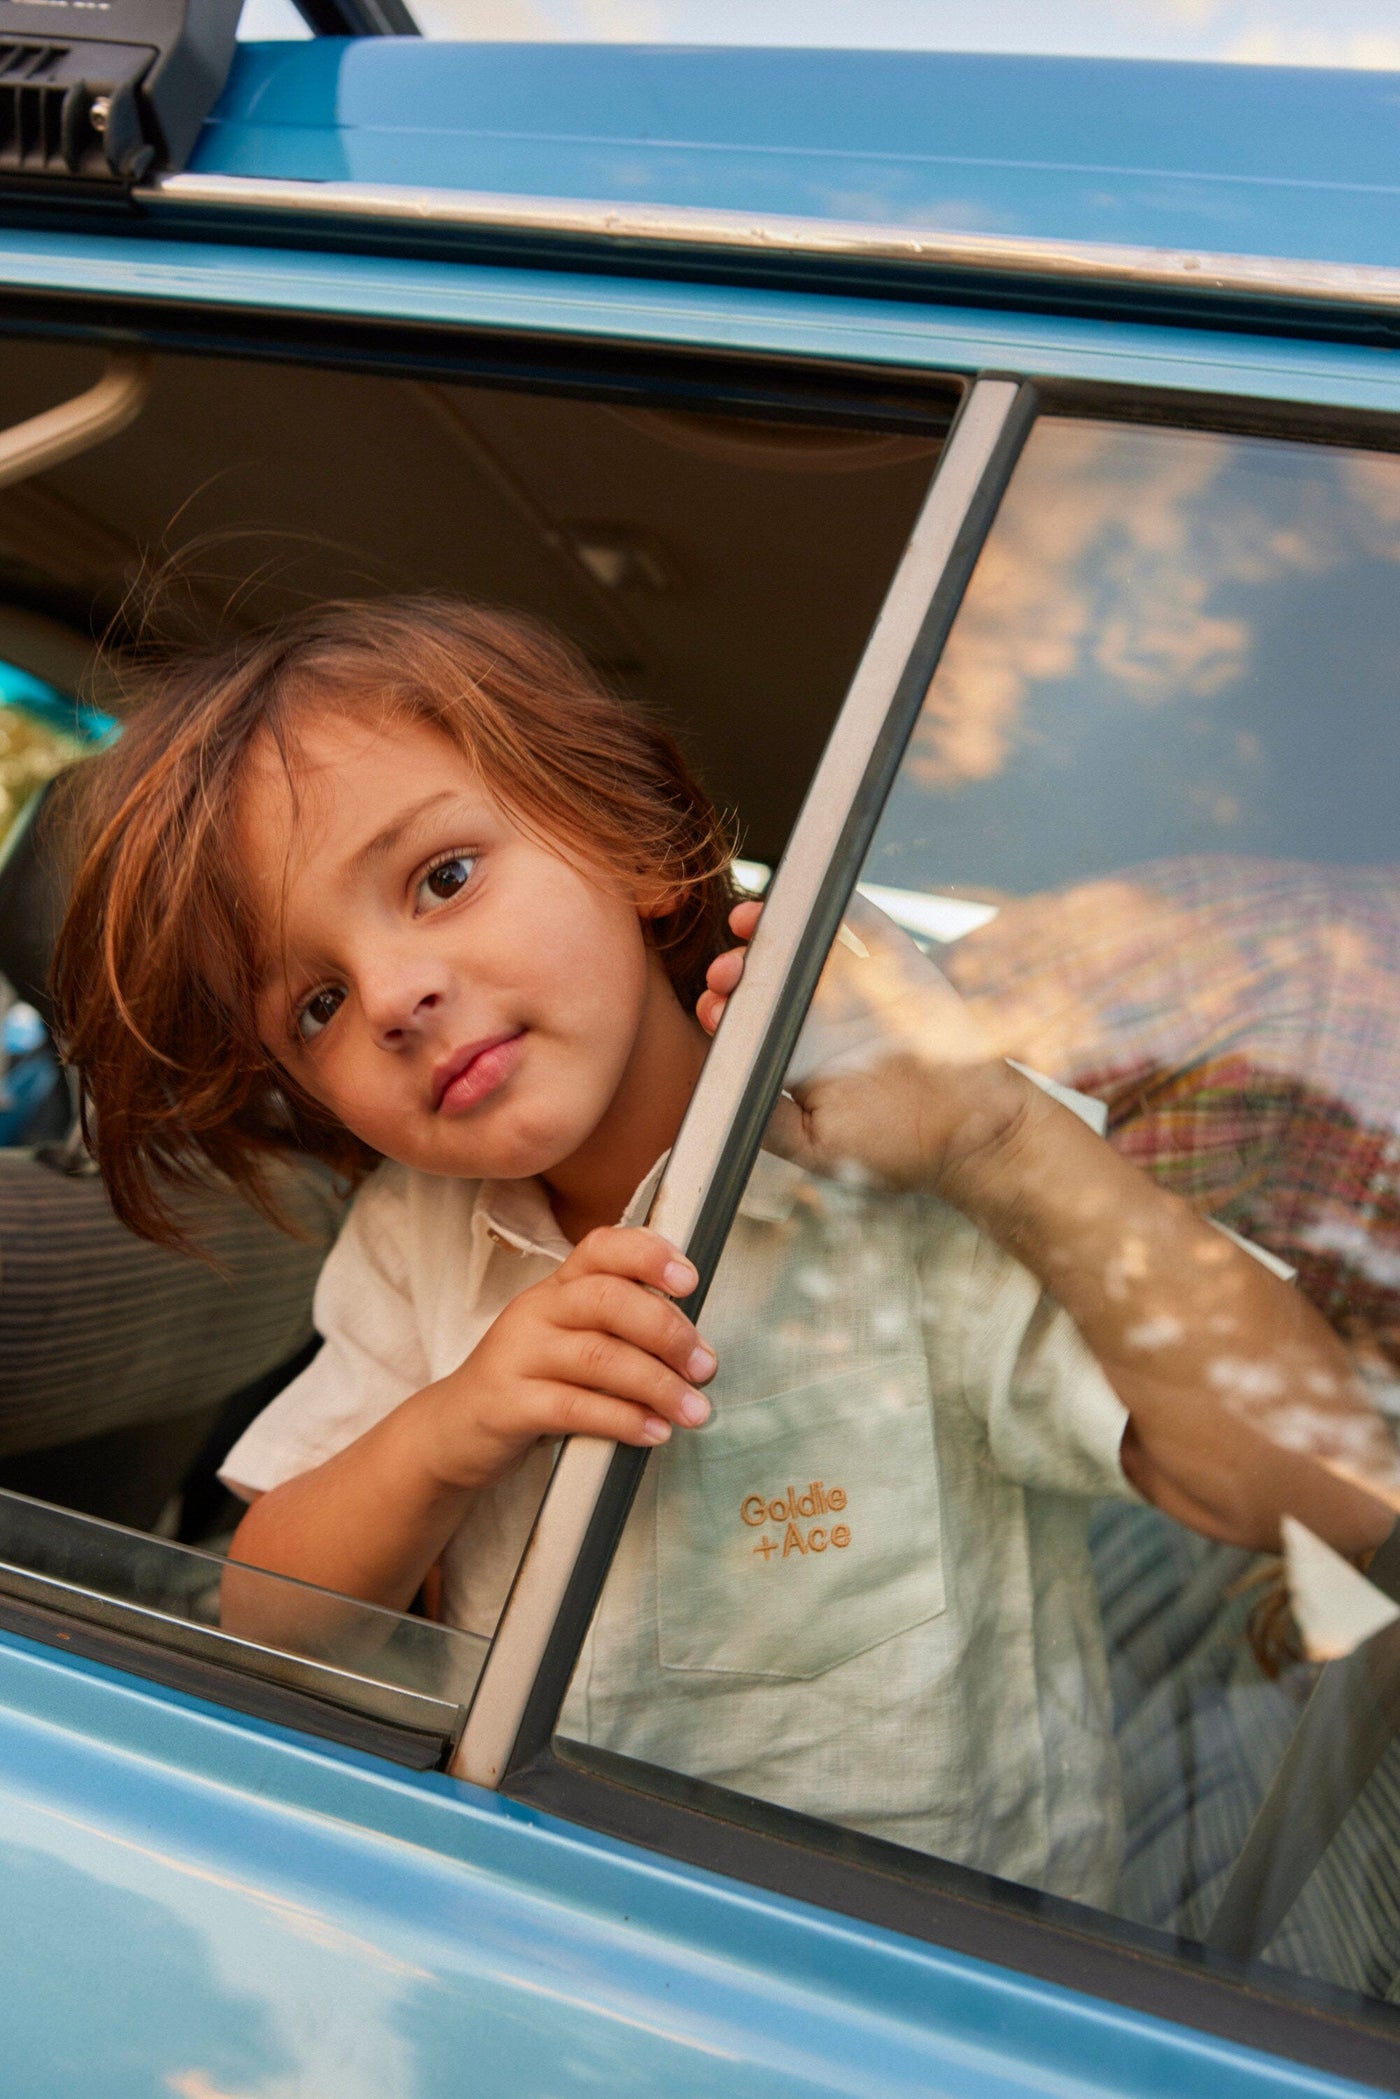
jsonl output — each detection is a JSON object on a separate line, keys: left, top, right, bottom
{"left": 433, "top": 1030, "right": 526, "bottom": 1115}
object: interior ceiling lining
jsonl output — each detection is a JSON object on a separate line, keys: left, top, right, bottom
{"left": 0, "top": 340, "right": 940, "bottom": 862}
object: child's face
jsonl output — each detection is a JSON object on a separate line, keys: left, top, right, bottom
{"left": 238, "top": 708, "right": 686, "bottom": 1186}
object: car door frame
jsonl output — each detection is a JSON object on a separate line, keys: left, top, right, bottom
{"left": 0, "top": 233, "right": 1399, "bottom": 2088}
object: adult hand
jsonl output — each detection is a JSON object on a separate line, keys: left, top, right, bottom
{"left": 699, "top": 892, "right": 1024, "bottom": 1195}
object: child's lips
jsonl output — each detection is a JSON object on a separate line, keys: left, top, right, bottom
{"left": 433, "top": 1030, "right": 525, "bottom": 1114}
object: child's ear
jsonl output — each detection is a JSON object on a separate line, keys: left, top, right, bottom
{"left": 636, "top": 885, "right": 682, "bottom": 924}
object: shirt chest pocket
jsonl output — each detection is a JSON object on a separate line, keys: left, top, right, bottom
{"left": 655, "top": 1356, "right": 946, "bottom": 1681}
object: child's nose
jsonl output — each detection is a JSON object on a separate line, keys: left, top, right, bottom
{"left": 361, "top": 965, "right": 446, "bottom": 1046}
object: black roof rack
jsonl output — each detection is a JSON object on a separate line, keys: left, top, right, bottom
{"left": 0, "top": 0, "right": 244, "bottom": 186}
{"left": 293, "top": 0, "right": 418, "bottom": 34}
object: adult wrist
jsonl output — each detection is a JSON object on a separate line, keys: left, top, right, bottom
{"left": 934, "top": 1059, "right": 1049, "bottom": 1219}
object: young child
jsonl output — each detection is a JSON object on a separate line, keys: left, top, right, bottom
{"left": 53, "top": 595, "right": 1397, "bottom": 1908}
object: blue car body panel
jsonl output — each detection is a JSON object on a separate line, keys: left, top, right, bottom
{"left": 0, "top": 1627, "right": 1383, "bottom": 2099}
{"left": 4, "top": 37, "right": 1399, "bottom": 2095}
{"left": 188, "top": 43, "right": 1400, "bottom": 272}
{"left": 7, "top": 223, "right": 1400, "bottom": 412}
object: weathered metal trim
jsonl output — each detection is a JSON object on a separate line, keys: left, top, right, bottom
{"left": 144, "top": 171, "right": 1400, "bottom": 315}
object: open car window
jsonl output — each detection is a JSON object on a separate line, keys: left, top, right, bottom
{"left": 0, "top": 330, "right": 947, "bottom": 1770}
{"left": 529, "top": 396, "right": 1400, "bottom": 2027}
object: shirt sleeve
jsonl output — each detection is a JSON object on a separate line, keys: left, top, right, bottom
{"left": 219, "top": 1162, "right": 431, "bottom": 1496}
{"left": 956, "top": 1220, "right": 1136, "bottom": 1500}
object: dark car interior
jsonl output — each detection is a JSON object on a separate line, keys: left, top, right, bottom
{"left": 0, "top": 332, "right": 942, "bottom": 1545}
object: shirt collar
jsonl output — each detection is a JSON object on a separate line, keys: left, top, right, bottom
{"left": 473, "top": 1145, "right": 806, "bottom": 1259}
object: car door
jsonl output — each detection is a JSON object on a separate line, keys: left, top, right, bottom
{"left": 4, "top": 40, "right": 1400, "bottom": 2089}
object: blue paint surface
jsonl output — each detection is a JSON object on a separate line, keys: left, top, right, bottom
{"left": 190, "top": 42, "right": 1400, "bottom": 268}
{"left": 5, "top": 222, "right": 1400, "bottom": 415}
{"left": 0, "top": 1627, "right": 1381, "bottom": 2099}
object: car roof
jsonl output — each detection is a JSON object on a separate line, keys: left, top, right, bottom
{"left": 195, "top": 43, "right": 1400, "bottom": 272}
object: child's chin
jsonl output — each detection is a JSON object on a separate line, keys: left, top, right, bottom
{"left": 409, "top": 1123, "right": 580, "bottom": 1186}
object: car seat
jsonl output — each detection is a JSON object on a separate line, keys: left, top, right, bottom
{"left": 0, "top": 776, "right": 343, "bottom": 1532}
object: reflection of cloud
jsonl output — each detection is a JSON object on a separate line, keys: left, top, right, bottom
{"left": 814, "top": 191, "right": 1023, "bottom": 233}
{"left": 1096, "top": 600, "right": 1247, "bottom": 697}
{"left": 913, "top": 423, "right": 1237, "bottom": 787}
{"left": 1342, "top": 451, "right": 1400, "bottom": 562}
{"left": 912, "top": 420, "right": 1400, "bottom": 792}
{"left": 1186, "top": 783, "right": 1242, "bottom": 827}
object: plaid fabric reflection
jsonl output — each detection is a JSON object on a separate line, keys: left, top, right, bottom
{"left": 947, "top": 855, "right": 1400, "bottom": 1980}
{"left": 947, "top": 854, "right": 1400, "bottom": 1405}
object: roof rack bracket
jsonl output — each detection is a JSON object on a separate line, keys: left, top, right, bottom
{"left": 0, "top": 0, "right": 243, "bottom": 188}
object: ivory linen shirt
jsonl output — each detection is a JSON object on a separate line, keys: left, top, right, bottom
{"left": 222, "top": 1152, "right": 1136, "bottom": 1906}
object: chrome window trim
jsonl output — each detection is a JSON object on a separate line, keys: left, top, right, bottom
{"left": 146, "top": 173, "right": 1400, "bottom": 318}
{"left": 0, "top": 1555, "right": 458, "bottom": 1739}
{"left": 453, "top": 373, "right": 1033, "bottom": 1789}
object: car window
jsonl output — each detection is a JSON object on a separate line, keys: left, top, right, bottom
{"left": 0, "top": 332, "right": 946, "bottom": 1767}
{"left": 559, "top": 411, "right": 1400, "bottom": 2016}
{"left": 0, "top": 1484, "right": 486, "bottom": 1765}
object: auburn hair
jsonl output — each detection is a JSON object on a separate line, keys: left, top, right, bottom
{"left": 52, "top": 596, "right": 737, "bottom": 1250}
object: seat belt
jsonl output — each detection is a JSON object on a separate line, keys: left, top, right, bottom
{"left": 1204, "top": 1519, "right": 1400, "bottom": 1962}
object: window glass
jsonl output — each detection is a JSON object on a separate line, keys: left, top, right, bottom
{"left": 563, "top": 415, "right": 1400, "bottom": 2010}
{"left": 0, "top": 1487, "right": 484, "bottom": 1762}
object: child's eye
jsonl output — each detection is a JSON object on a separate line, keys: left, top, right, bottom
{"left": 296, "top": 984, "right": 346, "bottom": 1043}
{"left": 416, "top": 853, "right": 476, "bottom": 913}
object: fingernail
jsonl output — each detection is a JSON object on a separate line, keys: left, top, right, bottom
{"left": 664, "top": 1259, "right": 698, "bottom": 1295}
{"left": 687, "top": 1344, "right": 717, "bottom": 1382}
{"left": 642, "top": 1417, "right": 672, "bottom": 1444}
{"left": 678, "top": 1391, "right": 710, "bottom": 1427}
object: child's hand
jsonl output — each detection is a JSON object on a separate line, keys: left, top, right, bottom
{"left": 700, "top": 895, "right": 1027, "bottom": 1196}
{"left": 422, "top": 1227, "right": 716, "bottom": 1492}
{"left": 697, "top": 897, "right": 762, "bottom": 1035}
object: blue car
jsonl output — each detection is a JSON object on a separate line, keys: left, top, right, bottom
{"left": 2, "top": 12, "right": 1400, "bottom": 2094}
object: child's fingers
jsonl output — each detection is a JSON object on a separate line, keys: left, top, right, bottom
{"left": 544, "top": 1331, "right": 711, "bottom": 1428}
{"left": 696, "top": 986, "right": 725, "bottom": 1035}
{"left": 562, "top": 1224, "right": 697, "bottom": 1299}
{"left": 695, "top": 903, "right": 763, "bottom": 1033}
{"left": 705, "top": 947, "right": 746, "bottom": 996}
{"left": 554, "top": 1270, "right": 716, "bottom": 1384}
{"left": 697, "top": 943, "right": 748, "bottom": 1034}
{"left": 531, "top": 1383, "right": 680, "bottom": 1448}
